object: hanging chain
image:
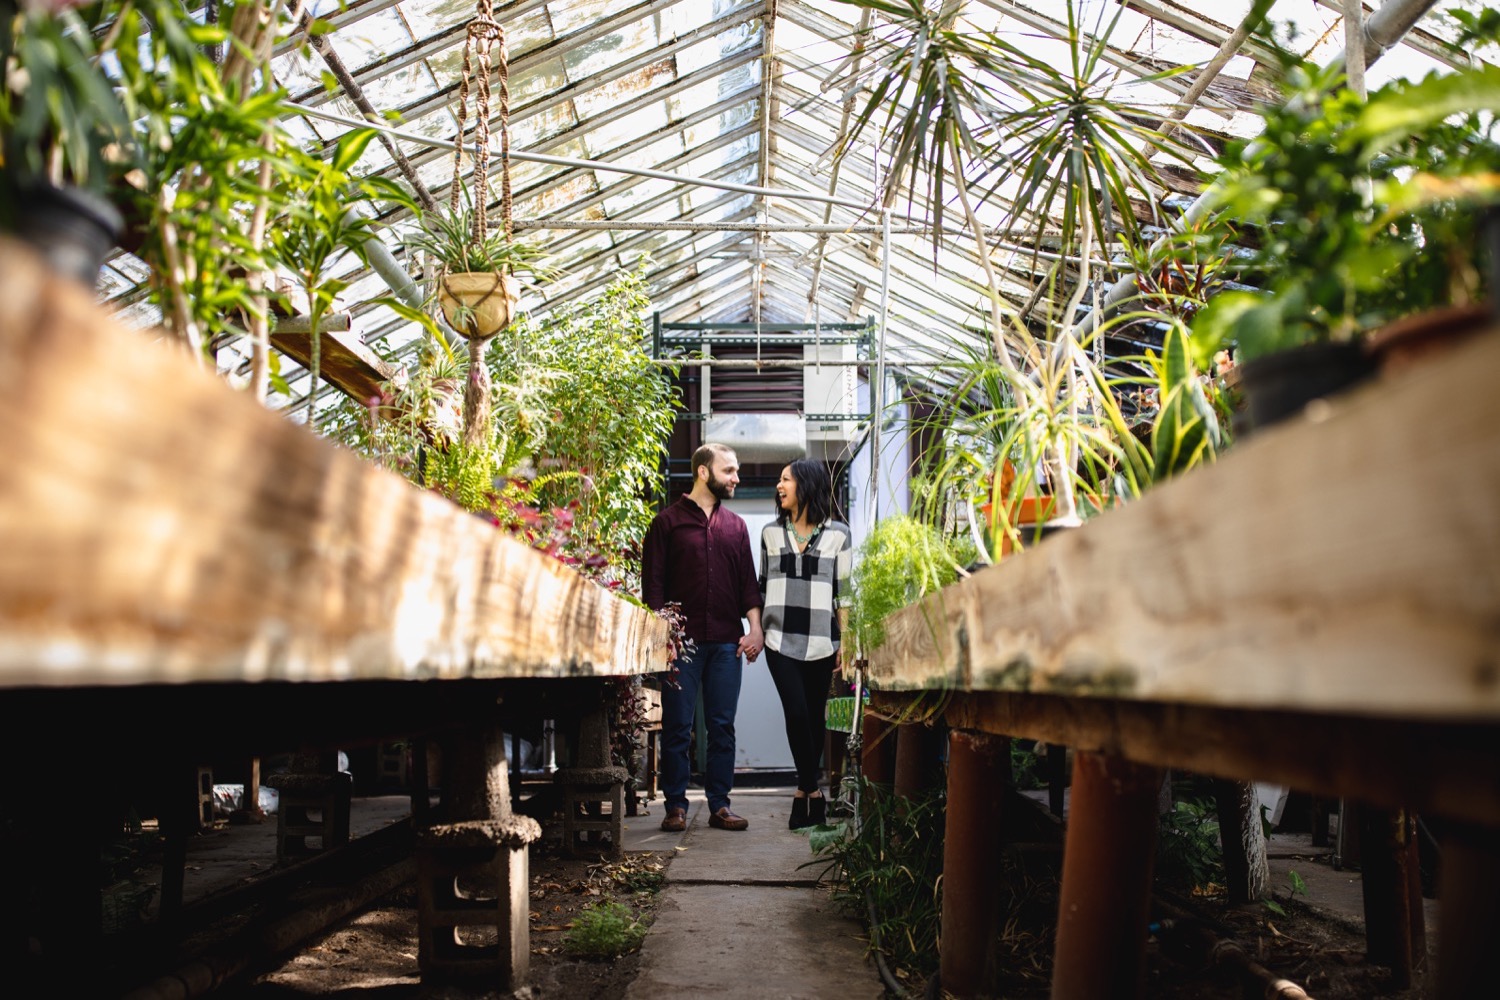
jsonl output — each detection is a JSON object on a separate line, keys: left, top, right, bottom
{"left": 448, "top": 0, "right": 510, "bottom": 253}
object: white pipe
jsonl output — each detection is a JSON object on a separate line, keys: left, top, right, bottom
{"left": 1345, "top": 0, "right": 1368, "bottom": 100}
{"left": 871, "top": 208, "right": 892, "bottom": 523}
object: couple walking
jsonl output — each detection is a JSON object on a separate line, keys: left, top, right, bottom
{"left": 641, "top": 442, "right": 852, "bottom": 833}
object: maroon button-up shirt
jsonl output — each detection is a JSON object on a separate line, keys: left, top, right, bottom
{"left": 641, "top": 494, "right": 762, "bottom": 645}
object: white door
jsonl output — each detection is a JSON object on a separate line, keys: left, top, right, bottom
{"left": 723, "top": 497, "right": 792, "bottom": 769}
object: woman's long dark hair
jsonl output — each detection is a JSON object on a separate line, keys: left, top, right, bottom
{"left": 776, "top": 458, "right": 834, "bottom": 527}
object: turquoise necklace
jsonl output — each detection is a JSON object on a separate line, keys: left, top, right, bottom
{"left": 788, "top": 521, "right": 820, "bottom": 546}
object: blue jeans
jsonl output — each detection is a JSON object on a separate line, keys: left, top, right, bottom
{"left": 661, "top": 642, "right": 742, "bottom": 814}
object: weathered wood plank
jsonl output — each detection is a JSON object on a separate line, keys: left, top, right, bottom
{"left": 270, "top": 319, "right": 401, "bottom": 406}
{"left": 0, "top": 239, "right": 671, "bottom": 686}
{"left": 869, "top": 326, "right": 1500, "bottom": 721}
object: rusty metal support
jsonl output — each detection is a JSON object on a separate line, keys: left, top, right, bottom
{"left": 1051, "top": 751, "right": 1165, "bottom": 1000}
{"left": 860, "top": 710, "right": 895, "bottom": 787}
{"left": 1436, "top": 822, "right": 1500, "bottom": 999}
{"left": 893, "top": 722, "right": 942, "bottom": 800}
{"left": 1359, "top": 806, "right": 1428, "bottom": 986}
{"left": 939, "top": 729, "right": 1009, "bottom": 999}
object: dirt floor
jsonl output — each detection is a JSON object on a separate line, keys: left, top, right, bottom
{"left": 225, "top": 830, "right": 1438, "bottom": 1000}
{"left": 238, "top": 842, "right": 665, "bottom": 999}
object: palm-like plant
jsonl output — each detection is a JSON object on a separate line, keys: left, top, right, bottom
{"left": 828, "top": 0, "right": 1201, "bottom": 526}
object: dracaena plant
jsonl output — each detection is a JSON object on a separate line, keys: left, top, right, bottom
{"left": 267, "top": 128, "right": 434, "bottom": 428}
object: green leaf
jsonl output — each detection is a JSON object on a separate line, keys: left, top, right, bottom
{"left": 1350, "top": 64, "right": 1500, "bottom": 152}
{"left": 307, "top": 18, "right": 339, "bottom": 37}
{"left": 331, "top": 128, "right": 378, "bottom": 173}
{"left": 1162, "top": 321, "right": 1191, "bottom": 390}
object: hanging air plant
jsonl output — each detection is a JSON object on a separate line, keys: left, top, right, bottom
{"left": 414, "top": 0, "right": 548, "bottom": 447}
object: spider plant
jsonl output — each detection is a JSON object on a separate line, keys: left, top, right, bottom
{"left": 405, "top": 201, "right": 559, "bottom": 280}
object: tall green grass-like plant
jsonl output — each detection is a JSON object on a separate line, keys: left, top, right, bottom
{"left": 829, "top": 0, "right": 1201, "bottom": 527}
{"left": 806, "top": 779, "right": 945, "bottom": 982}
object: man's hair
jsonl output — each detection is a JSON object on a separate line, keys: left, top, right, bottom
{"left": 691, "top": 442, "right": 736, "bottom": 482}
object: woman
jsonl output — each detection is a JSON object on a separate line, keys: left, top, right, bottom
{"left": 758, "top": 458, "right": 853, "bottom": 829}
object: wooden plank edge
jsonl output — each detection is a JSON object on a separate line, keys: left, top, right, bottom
{"left": 867, "top": 328, "right": 1500, "bottom": 721}
{"left": 0, "top": 238, "right": 671, "bottom": 686}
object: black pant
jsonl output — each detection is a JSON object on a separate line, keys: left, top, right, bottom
{"left": 765, "top": 647, "right": 838, "bottom": 793}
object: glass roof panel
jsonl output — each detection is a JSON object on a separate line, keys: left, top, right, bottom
{"left": 88, "top": 0, "right": 1495, "bottom": 382}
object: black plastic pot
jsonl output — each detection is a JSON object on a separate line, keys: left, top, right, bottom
{"left": 1236, "top": 339, "right": 1374, "bottom": 436}
{"left": 2, "top": 182, "right": 123, "bottom": 289}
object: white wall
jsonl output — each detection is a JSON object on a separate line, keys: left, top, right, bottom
{"left": 723, "top": 496, "right": 793, "bottom": 769}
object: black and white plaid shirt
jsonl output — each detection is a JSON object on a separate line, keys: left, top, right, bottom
{"left": 758, "top": 520, "right": 853, "bottom": 661}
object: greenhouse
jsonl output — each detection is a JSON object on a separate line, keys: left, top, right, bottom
{"left": 1, "top": 0, "right": 1498, "bottom": 997}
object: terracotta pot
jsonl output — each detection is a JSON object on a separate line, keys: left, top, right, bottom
{"left": 1364, "top": 303, "right": 1493, "bottom": 378}
{"left": 438, "top": 270, "right": 519, "bottom": 338}
{"left": 977, "top": 494, "right": 1111, "bottom": 558}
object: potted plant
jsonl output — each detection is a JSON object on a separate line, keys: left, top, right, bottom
{"left": 406, "top": 200, "right": 558, "bottom": 341}
{"left": 1188, "top": 54, "right": 1500, "bottom": 432}
{"left": 0, "top": 0, "right": 133, "bottom": 285}
{"left": 830, "top": 0, "right": 1200, "bottom": 540}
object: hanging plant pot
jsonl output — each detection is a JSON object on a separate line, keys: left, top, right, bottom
{"left": 1235, "top": 340, "right": 1374, "bottom": 436}
{"left": 438, "top": 270, "right": 519, "bottom": 338}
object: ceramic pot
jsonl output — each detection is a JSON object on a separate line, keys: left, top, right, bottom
{"left": 1364, "top": 303, "right": 1493, "bottom": 378}
{"left": 438, "top": 271, "right": 520, "bottom": 338}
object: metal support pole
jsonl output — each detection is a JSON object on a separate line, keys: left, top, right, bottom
{"left": 1436, "top": 822, "right": 1500, "bottom": 999}
{"left": 939, "top": 729, "right": 1009, "bottom": 999}
{"left": 1359, "top": 805, "right": 1427, "bottom": 987}
{"left": 893, "top": 721, "right": 941, "bottom": 801}
{"left": 1051, "top": 751, "right": 1165, "bottom": 1000}
{"left": 870, "top": 208, "right": 891, "bottom": 522}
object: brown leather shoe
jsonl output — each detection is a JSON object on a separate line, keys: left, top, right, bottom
{"left": 709, "top": 807, "right": 749, "bottom": 831}
{"left": 660, "top": 807, "right": 687, "bottom": 832}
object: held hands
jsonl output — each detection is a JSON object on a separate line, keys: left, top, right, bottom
{"left": 739, "top": 626, "right": 764, "bottom": 662}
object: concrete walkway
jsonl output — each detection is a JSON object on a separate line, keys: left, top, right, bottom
{"left": 621, "top": 786, "right": 885, "bottom": 1000}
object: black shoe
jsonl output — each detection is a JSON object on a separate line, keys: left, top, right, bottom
{"left": 789, "top": 796, "right": 809, "bottom": 830}
{"left": 809, "top": 794, "right": 826, "bottom": 826}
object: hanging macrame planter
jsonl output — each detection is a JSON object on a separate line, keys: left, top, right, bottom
{"left": 438, "top": 270, "right": 519, "bottom": 339}
{"left": 442, "top": 0, "right": 518, "bottom": 445}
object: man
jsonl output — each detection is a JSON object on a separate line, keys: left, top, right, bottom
{"left": 642, "top": 442, "right": 764, "bottom": 832}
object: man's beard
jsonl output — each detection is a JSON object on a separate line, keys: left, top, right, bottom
{"left": 707, "top": 472, "right": 735, "bottom": 500}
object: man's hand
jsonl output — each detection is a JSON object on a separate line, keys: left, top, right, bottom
{"left": 739, "top": 626, "right": 764, "bottom": 662}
